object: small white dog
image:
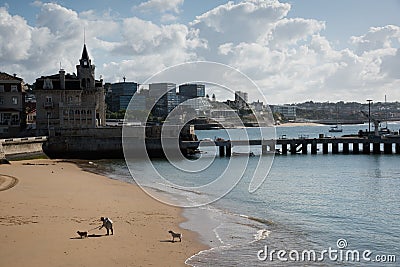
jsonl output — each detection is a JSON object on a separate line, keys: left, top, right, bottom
{"left": 168, "top": 230, "right": 182, "bottom": 242}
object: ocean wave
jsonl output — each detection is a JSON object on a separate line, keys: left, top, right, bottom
{"left": 155, "top": 182, "right": 204, "bottom": 195}
{"left": 239, "top": 214, "right": 275, "bottom": 226}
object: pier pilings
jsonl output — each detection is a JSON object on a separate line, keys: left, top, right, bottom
{"left": 276, "top": 137, "right": 400, "bottom": 155}
{"left": 195, "top": 136, "right": 400, "bottom": 157}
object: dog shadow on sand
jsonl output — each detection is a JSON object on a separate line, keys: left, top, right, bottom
{"left": 70, "top": 234, "right": 106, "bottom": 239}
{"left": 159, "top": 239, "right": 179, "bottom": 243}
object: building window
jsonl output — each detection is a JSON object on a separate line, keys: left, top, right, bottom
{"left": 12, "top": 96, "right": 18, "bottom": 105}
{"left": 11, "top": 85, "right": 18, "bottom": 92}
{"left": 0, "top": 96, "right": 3, "bottom": 104}
{"left": 0, "top": 85, "right": 4, "bottom": 92}
{"left": 11, "top": 114, "right": 19, "bottom": 125}
{"left": 46, "top": 96, "right": 52, "bottom": 103}
{"left": 1, "top": 113, "right": 11, "bottom": 125}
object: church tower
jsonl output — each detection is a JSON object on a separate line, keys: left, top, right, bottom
{"left": 77, "top": 44, "right": 95, "bottom": 89}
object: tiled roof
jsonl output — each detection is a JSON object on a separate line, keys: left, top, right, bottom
{"left": 0, "top": 72, "right": 23, "bottom": 81}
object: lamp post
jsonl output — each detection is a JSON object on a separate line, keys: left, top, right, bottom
{"left": 367, "top": 99, "right": 373, "bottom": 135}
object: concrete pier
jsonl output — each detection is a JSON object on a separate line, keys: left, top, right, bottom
{"left": 396, "top": 144, "right": 400, "bottom": 154}
{"left": 194, "top": 136, "right": 400, "bottom": 156}
{"left": 322, "top": 143, "right": 328, "bottom": 154}
{"left": 311, "top": 142, "right": 317, "bottom": 154}
{"left": 373, "top": 143, "right": 380, "bottom": 154}
{"left": 281, "top": 144, "right": 287, "bottom": 154}
{"left": 1, "top": 136, "right": 47, "bottom": 160}
{"left": 302, "top": 144, "right": 307, "bottom": 154}
{"left": 343, "top": 143, "right": 350, "bottom": 154}
{"left": 353, "top": 143, "right": 360, "bottom": 154}
{"left": 384, "top": 143, "right": 392, "bottom": 154}
{"left": 226, "top": 143, "right": 232, "bottom": 157}
{"left": 332, "top": 143, "right": 339, "bottom": 154}
{"left": 363, "top": 143, "right": 370, "bottom": 154}
{"left": 219, "top": 145, "right": 225, "bottom": 157}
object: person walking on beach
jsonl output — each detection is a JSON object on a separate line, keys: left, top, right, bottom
{"left": 99, "top": 217, "right": 113, "bottom": 235}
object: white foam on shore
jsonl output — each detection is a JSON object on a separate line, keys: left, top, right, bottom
{"left": 252, "top": 229, "right": 271, "bottom": 242}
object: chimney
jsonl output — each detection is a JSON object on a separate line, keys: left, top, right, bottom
{"left": 59, "top": 69, "right": 65, "bottom": 90}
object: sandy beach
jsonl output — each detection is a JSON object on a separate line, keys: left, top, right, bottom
{"left": 0, "top": 159, "right": 207, "bottom": 267}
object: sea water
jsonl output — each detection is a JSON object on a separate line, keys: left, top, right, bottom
{"left": 101, "top": 123, "right": 400, "bottom": 266}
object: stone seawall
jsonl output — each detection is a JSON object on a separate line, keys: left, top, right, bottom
{"left": 0, "top": 137, "right": 47, "bottom": 159}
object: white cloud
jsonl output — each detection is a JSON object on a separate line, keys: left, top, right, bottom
{"left": 381, "top": 48, "right": 400, "bottom": 79}
{"left": 135, "top": 0, "right": 184, "bottom": 14}
{"left": 160, "top": 13, "right": 178, "bottom": 23}
{"left": 113, "top": 17, "right": 204, "bottom": 59}
{"left": 187, "top": 0, "right": 400, "bottom": 103}
{"left": 0, "top": 1, "right": 400, "bottom": 104}
{"left": 0, "top": 3, "right": 122, "bottom": 83}
{"left": 192, "top": 0, "right": 290, "bottom": 46}
{"left": 0, "top": 7, "right": 32, "bottom": 61}
{"left": 350, "top": 25, "right": 400, "bottom": 54}
{"left": 266, "top": 18, "right": 325, "bottom": 48}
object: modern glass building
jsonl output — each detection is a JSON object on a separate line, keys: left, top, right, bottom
{"left": 149, "top": 83, "right": 178, "bottom": 117}
{"left": 179, "top": 84, "right": 206, "bottom": 100}
{"left": 109, "top": 82, "right": 138, "bottom": 112}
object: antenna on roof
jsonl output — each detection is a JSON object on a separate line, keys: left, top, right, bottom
{"left": 83, "top": 27, "right": 86, "bottom": 44}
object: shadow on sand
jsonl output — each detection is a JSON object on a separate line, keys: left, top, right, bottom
{"left": 70, "top": 234, "right": 106, "bottom": 239}
{"left": 159, "top": 239, "right": 178, "bottom": 243}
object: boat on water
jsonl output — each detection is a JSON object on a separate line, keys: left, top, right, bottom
{"left": 329, "top": 103, "right": 343, "bottom": 132}
{"left": 329, "top": 125, "right": 343, "bottom": 133}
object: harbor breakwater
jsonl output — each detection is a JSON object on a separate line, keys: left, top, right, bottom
{"left": 0, "top": 136, "right": 47, "bottom": 160}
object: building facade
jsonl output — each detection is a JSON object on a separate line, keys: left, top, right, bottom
{"left": 179, "top": 84, "right": 206, "bottom": 101}
{"left": 251, "top": 100, "right": 264, "bottom": 112}
{"left": 108, "top": 81, "right": 138, "bottom": 112}
{"left": 149, "top": 83, "right": 178, "bottom": 117}
{"left": 235, "top": 91, "right": 249, "bottom": 109}
{"left": 0, "top": 72, "right": 26, "bottom": 137}
{"left": 272, "top": 105, "right": 297, "bottom": 120}
{"left": 35, "top": 44, "right": 106, "bottom": 135}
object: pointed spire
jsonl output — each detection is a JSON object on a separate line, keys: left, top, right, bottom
{"left": 81, "top": 44, "right": 89, "bottom": 60}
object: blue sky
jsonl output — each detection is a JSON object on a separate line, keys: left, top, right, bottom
{"left": 285, "top": 0, "right": 400, "bottom": 46}
{"left": 1, "top": 0, "right": 400, "bottom": 103}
